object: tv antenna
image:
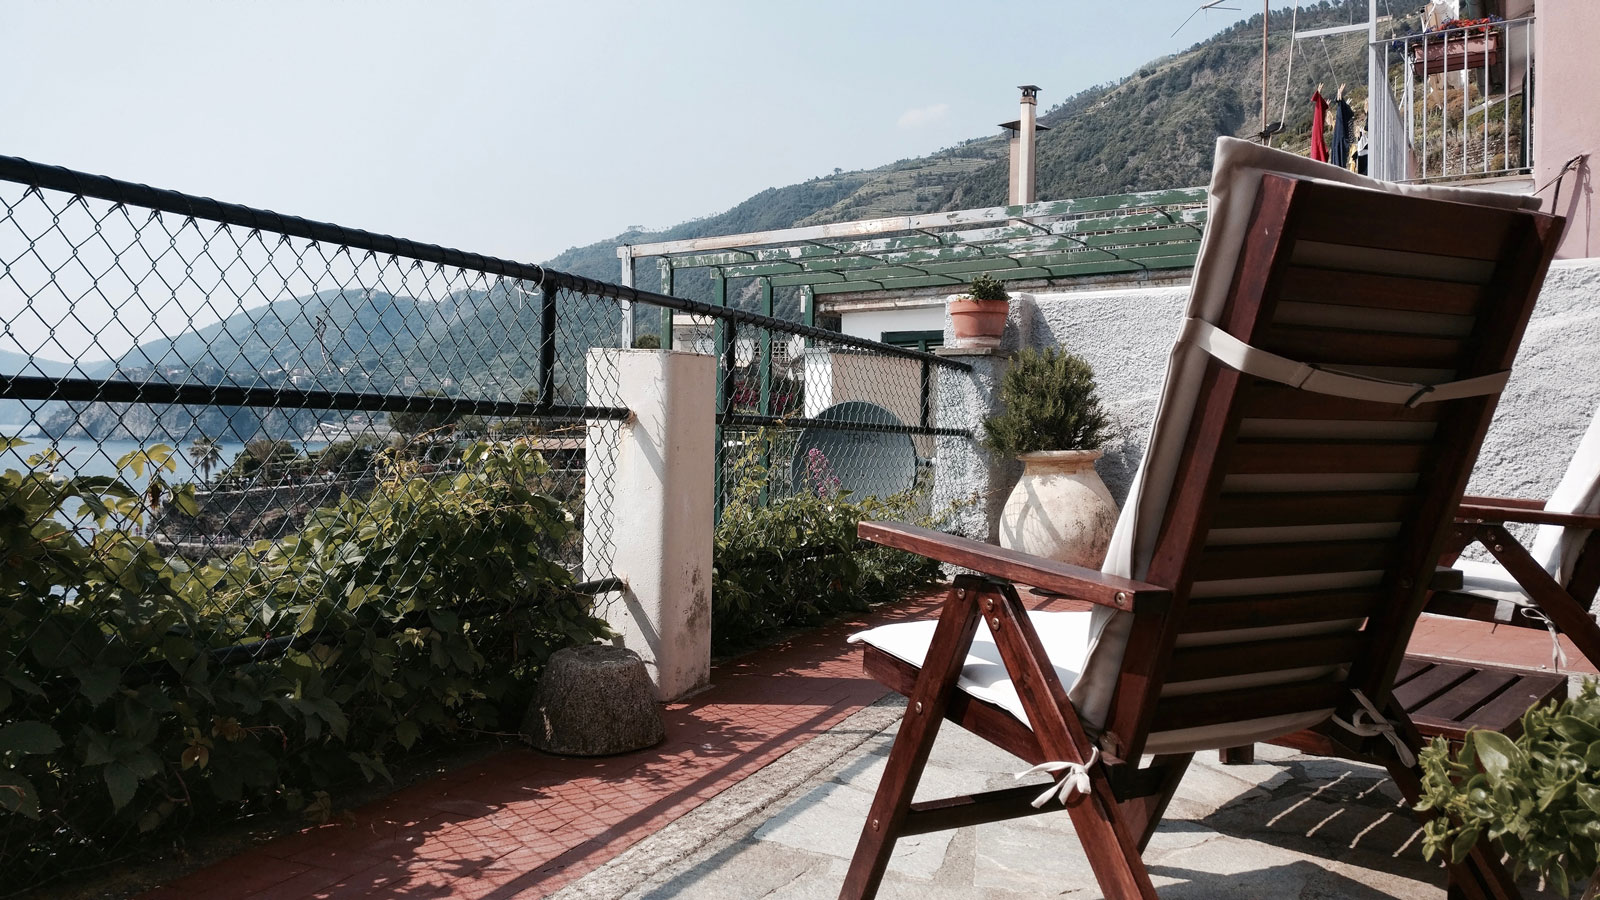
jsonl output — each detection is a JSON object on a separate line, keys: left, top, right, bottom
{"left": 1170, "top": 0, "right": 1240, "bottom": 38}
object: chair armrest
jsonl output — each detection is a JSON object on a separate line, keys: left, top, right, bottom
{"left": 858, "top": 520, "right": 1171, "bottom": 613}
{"left": 1457, "top": 497, "right": 1600, "bottom": 529}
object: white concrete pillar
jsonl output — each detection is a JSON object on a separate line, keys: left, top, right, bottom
{"left": 583, "top": 348, "right": 715, "bottom": 701}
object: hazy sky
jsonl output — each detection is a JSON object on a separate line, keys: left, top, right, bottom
{"left": 5, "top": 1, "right": 1346, "bottom": 363}
{"left": 4, "top": 1, "right": 1313, "bottom": 264}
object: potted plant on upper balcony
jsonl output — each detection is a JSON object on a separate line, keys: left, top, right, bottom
{"left": 983, "top": 347, "right": 1117, "bottom": 568}
{"left": 1410, "top": 16, "right": 1503, "bottom": 71}
{"left": 949, "top": 273, "right": 1010, "bottom": 349}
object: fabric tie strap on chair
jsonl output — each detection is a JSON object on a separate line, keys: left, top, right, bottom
{"left": 1330, "top": 687, "right": 1417, "bottom": 767}
{"left": 1177, "top": 317, "right": 1510, "bottom": 408}
{"left": 1515, "top": 604, "right": 1571, "bottom": 670}
{"left": 836, "top": 136, "right": 1565, "bottom": 900}
{"left": 1016, "top": 747, "right": 1101, "bottom": 808}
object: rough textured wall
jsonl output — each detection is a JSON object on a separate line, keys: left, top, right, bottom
{"left": 1467, "top": 259, "right": 1600, "bottom": 501}
{"left": 1028, "top": 285, "right": 1191, "bottom": 504}
{"left": 935, "top": 258, "right": 1600, "bottom": 535}
{"left": 933, "top": 298, "right": 1033, "bottom": 541}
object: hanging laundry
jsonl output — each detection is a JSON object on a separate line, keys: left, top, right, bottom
{"left": 1310, "top": 89, "right": 1329, "bottom": 162}
{"left": 1330, "top": 86, "right": 1354, "bottom": 169}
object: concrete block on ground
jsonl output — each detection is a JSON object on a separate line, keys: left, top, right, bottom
{"left": 523, "top": 645, "right": 665, "bottom": 755}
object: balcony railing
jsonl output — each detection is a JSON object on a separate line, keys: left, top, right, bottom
{"left": 1374, "top": 16, "right": 1534, "bottom": 183}
{"left": 0, "top": 153, "right": 967, "bottom": 889}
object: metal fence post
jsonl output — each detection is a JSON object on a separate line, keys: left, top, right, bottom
{"left": 658, "top": 259, "right": 675, "bottom": 350}
{"left": 538, "top": 282, "right": 557, "bottom": 407}
{"left": 718, "top": 330, "right": 738, "bottom": 519}
{"left": 919, "top": 357, "right": 932, "bottom": 431}
{"left": 758, "top": 278, "right": 773, "bottom": 507}
{"left": 801, "top": 285, "right": 815, "bottom": 348}
{"left": 712, "top": 272, "right": 728, "bottom": 521}
{"left": 619, "top": 247, "right": 636, "bottom": 348}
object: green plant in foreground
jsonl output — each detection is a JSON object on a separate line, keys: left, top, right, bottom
{"left": 1416, "top": 680, "right": 1600, "bottom": 898}
{"left": 982, "top": 347, "right": 1111, "bottom": 455}
{"left": 0, "top": 438, "right": 604, "bottom": 884}
{"left": 964, "top": 273, "right": 1009, "bottom": 302}
{"left": 711, "top": 432, "right": 941, "bottom": 652}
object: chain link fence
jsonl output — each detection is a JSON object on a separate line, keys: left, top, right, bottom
{"left": 0, "top": 155, "right": 969, "bottom": 888}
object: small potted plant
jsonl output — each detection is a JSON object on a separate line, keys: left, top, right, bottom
{"left": 949, "top": 273, "right": 1010, "bottom": 348}
{"left": 982, "top": 348, "right": 1116, "bottom": 568}
{"left": 1415, "top": 681, "right": 1600, "bottom": 898}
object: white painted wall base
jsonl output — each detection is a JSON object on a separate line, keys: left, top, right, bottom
{"left": 583, "top": 348, "right": 715, "bottom": 701}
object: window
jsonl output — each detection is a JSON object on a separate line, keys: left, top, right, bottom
{"left": 880, "top": 330, "right": 944, "bottom": 353}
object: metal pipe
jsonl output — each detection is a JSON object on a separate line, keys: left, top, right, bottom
{"left": 1422, "top": 33, "right": 1430, "bottom": 177}
{"left": 1262, "top": 0, "right": 1269, "bottom": 135}
{"left": 1465, "top": 30, "right": 1472, "bottom": 174}
{"left": 1503, "top": 20, "right": 1510, "bottom": 173}
{"left": 658, "top": 260, "right": 675, "bottom": 350}
{"left": 715, "top": 412, "right": 970, "bottom": 439}
{"left": 1482, "top": 24, "right": 1489, "bottom": 175}
{"left": 0, "top": 374, "right": 632, "bottom": 420}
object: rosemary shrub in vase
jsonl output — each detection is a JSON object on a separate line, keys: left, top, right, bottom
{"left": 983, "top": 348, "right": 1118, "bottom": 567}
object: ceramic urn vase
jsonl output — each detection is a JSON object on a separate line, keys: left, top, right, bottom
{"left": 997, "top": 449, "right": 1118, "bottom": 568}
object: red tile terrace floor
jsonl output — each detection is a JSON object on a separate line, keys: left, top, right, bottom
{"left": 140, "top": 588, "right": 1596, "bottom": 900}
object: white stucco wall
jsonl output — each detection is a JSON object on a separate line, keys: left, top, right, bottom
{"left": 935, "top": 258, "right": 1600, "bottom": 523}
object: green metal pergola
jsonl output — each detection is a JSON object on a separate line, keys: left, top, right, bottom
{"left": 617, "top": 184, "right": 1210, "bottom": 347}
{"left": 617, "top": 186, "right": 1212, "bottom": 516}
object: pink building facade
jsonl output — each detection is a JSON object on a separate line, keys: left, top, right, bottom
{"left": 1534, "top": 1, "right": 1599, "bottom": 258}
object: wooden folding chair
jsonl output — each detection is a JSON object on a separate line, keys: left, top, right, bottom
{"left": 1431, "top": 400, "right": 1600, "bottom": 666}
{"left": 839, "top": 138, "right": 1564, "bottom": 900}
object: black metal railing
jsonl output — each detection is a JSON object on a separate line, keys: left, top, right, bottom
{"left": 0, "top": 154, "right": 971, "bottom": 889}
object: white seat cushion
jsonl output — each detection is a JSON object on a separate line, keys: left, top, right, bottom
{"left": 1535, "top": 398, "right": 1600, "bottom": 585}
{"left": 1452, "top": 557, "right": 1534, "bottom": 608}
{"left": 849, "top": 611, "right": 1094, "bottom": 725}
{"left": 851, "top": 609, "right": 1340, "bottom": 755}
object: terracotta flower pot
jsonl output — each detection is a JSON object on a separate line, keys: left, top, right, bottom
{"left": 949, "top": 297, "right": 1008, "bottom": 348}
{"left": 997, "top": 450, "right": 1118, "bottom": 569}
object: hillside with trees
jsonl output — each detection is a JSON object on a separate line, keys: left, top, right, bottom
{"left": 548, "top": 0, "right": 1377, "bottom": 296}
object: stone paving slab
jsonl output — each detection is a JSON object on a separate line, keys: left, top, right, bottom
{"left": 566, "top": 702, "right": 1559, "bottom": 900}
{"left": 136, "top": 593, "right": 1579, "bottom": 900}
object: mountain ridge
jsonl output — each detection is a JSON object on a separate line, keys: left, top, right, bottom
{"left": 20, "top": 2, "right": 1381, "bottom": 442}
{"left": 548, "top": 0, "right": 1373, "bottom": 294}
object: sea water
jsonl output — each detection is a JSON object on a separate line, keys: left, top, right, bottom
{"left": 0, "top": 434, "right": 250, "bottom": 485}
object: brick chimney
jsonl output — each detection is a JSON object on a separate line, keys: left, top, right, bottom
{"left": 1000, "top": 86, "right": 1048, "bottom": 206}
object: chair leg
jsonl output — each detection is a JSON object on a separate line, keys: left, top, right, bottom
{"left": 984, "top": 581, "right": 1161, "bottom": 899}
{"left": 1120, "top": 753, "right": 1194, "bottom": 852}
{"left": 840, "top": 578, "right": 985, "bottom": 900}
{"left": 1377, "top": 730, "right": 1523, "bottom": 900}
{"left": 1218, "top": 745, "right": 1254, "bottom": 765}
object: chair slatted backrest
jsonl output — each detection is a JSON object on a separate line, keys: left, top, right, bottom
{"left": 1103, "top": 174, "right": 1564, "bottom": 761}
